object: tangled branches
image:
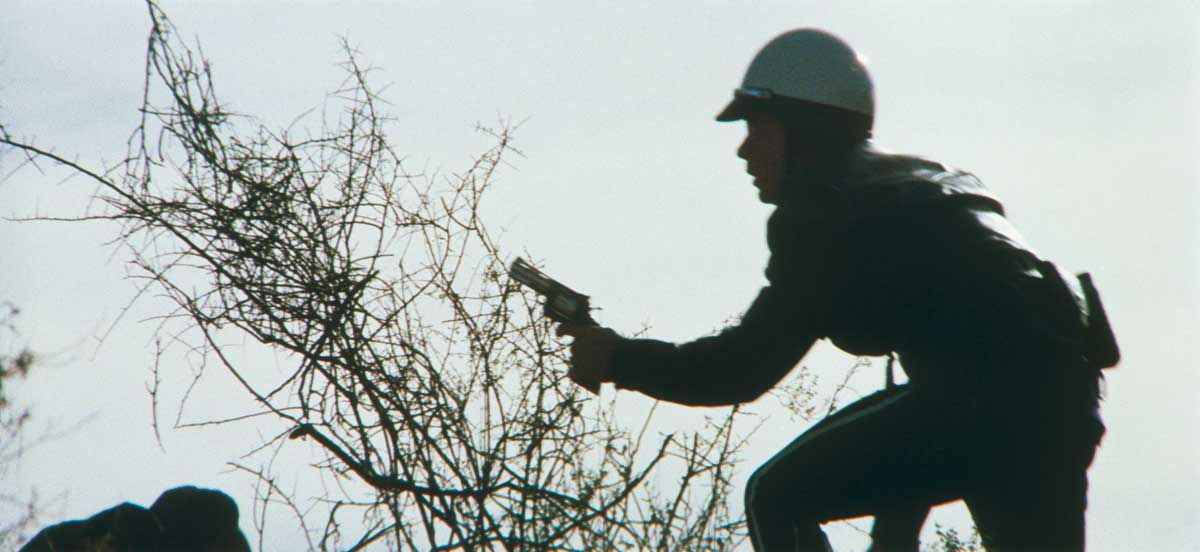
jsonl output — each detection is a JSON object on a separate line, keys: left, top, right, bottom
{"left": 2, "top": 3, "right": 759, "bottom": 549}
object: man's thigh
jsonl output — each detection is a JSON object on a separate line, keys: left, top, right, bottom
{"left": 747, "top": 386, "right": 977, "bottom": 522}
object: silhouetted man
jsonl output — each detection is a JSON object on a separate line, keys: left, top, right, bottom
{"left": 559, "top": 29, "right": 1116, "bottom": 551}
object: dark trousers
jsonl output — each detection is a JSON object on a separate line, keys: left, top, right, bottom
{"left": 745, "top": 383, "right": 1103, "bottom": 551}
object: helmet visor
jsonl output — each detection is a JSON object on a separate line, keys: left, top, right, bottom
{"left": 715, "top": 87, "right": 774, "bottom": 122}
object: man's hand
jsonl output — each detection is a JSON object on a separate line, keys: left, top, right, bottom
{"left": 556, "top": 324, "right": 619, "bottom": 394}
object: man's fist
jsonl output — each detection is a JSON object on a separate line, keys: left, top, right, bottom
{"left": 556, "top": 324, "right": 619, "bottom": 394}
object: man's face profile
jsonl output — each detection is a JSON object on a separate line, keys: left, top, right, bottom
{"left": 737, "top": 112, "right": 788, "bottom": 205}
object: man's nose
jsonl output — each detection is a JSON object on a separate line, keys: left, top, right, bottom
{"left": 737, "top": 137, "right": 749, "bottom": 160}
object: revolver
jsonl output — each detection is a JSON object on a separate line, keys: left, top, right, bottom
{"left": 509, "top": 257, "right": 596, "bottom": 325}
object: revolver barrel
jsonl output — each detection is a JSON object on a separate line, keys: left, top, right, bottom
{"left": 509, "top": 258, "right": 593, "bottom": 324}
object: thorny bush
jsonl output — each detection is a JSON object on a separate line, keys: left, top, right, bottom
{"left": 1, "top": 3, "right": 775, "bottom": 550}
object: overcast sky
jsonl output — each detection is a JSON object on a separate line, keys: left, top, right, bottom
{"left": 2, "top": 1, "right": 1197, "bottom": 550}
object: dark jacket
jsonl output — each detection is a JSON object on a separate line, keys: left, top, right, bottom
{"left": 610, "top": 146, "right": 1092, "bottom": 407}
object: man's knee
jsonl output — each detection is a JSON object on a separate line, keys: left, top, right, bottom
{"left": 746, "top": 460, "right": 822, "bottom": 522}
{"left": 745, "top": 462, "right": 770, "bottom": 518}
{"left": 746, "top": 460, "right": 836, "bottom": 552}
{"left": 746, "top": 461, "right": 792, "bottom": 522}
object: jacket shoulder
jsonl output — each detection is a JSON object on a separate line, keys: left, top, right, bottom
{"left": 838, "top": 147, "right": 1004, "bottom": 223}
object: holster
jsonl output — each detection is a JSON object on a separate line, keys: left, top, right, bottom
{"left": 1077, "top": 272, "right": 1120, "bottom": 369}
{"left": 1036, "top": 260, "right": 1121, "bottom": 370}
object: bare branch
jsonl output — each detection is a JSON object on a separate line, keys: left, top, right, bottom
{"left": 0, "top": 2, "right": 829, "bottom": 548}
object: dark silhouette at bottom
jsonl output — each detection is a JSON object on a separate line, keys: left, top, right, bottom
{"left": 20, "top": 485, "right": 250, "bottom": 552}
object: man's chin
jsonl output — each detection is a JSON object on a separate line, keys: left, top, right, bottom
{"left": 756, "top": 188, "right": 780, "bottom": 205}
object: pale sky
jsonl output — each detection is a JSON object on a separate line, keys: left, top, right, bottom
{"left": 2, "top": 1, "right": 1197, "bottom": 550}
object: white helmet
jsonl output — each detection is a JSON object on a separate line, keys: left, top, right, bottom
{"left": 716, "top": 29, "right": 874, "bottom": 124}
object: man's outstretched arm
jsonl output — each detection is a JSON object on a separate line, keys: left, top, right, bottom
{"left": 562, "top": 284, "right": 819, "bottom": 406}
